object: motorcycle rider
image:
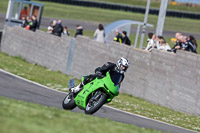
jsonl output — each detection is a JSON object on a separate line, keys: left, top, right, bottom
{"left": 71, "top": 57, "right": 129, "bottom": 93}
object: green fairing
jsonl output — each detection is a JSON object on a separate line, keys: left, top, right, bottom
{"left": 74, "top": 72, "right": 119, "bottom": 109}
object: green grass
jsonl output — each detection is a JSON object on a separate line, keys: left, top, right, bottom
{"left": 1, "top": 0, "right": 200, "bottom": 34}
{"left": 0, "top": 0, "right": 9, "bottom": 14}
{"left": 90, "top": 0, "right": 200, "bottom": 13}
{"left": 0, "top": 96, "right": 167, "bottom": 133}
{"left": 34, "top": 1, "right": 200, "bottom": 34}
{"left": 0, "top": 0, "right": 200, "bottom": 131}
{"left": 0, "top": 51, "right": 200, "bottom": 132}
{"left": 0, "top": 53, "right": 80, "bottom": 91}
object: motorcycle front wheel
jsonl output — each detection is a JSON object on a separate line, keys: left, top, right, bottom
{"left": 85, "top": 91, "right": 107, "bottom": 114}
{"left": 62, "top": 93, "right": 76, "bottom": 110}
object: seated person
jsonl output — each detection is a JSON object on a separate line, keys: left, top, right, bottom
{"left": 20, "top": 7, "right": 28, "bottom": 20}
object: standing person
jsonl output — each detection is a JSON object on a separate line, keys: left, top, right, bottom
{"left": 71, "top": 57, "right": 130, "bottom": 94}
{"left": 94, "top": 24, "right": 105, "bottom": 43}
{"left": 113, "top": 29, "right": 122, "bottom": 43}
{"left": 114, "top": 29, "right": 122, "bottom": 43}
{"left": 183, "top": 35, "right": 197, "bottom": 53}
{"left": 25, "top": 16, "right": 32, "bottom": 30}
{"left": 157, "top": 38, "right": 171, "bottom": 51}
{"left": 29, "top": 15, "right": 38, "bottom": 32}
{"left": 62, "top": 26, "right": 70, "bottom": 36}
{"left": 122, "top": 31, "right": 131, "bottom": 46}
{"left": 20, "top": 7, "right": 28, "bottom": 19}
{"left": 145, "top": 33, "right": 157, "bottom": 52}
{"left": 75, "top": 25, "right": 83, "bottom": 37}
{"left": 52, "top": 19, "right": 64, "bottom": 37}
{"left": 47, "top": 20, "right": 57, "bottom": 34}
{"left": 171, "top": 32, "right": 182, "bottom": 53}
{"left": 189, "top": 35, "right": 198, "bottom": 52}
{"left": 21, "top": 16, "right": 28, "bottom": 28}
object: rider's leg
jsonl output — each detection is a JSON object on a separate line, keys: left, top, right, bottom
{"left": 71, "top": 82, "right": 84, "bottom": 93}
{"left": 71, "top": 74, "right": 96, "bottom": 93}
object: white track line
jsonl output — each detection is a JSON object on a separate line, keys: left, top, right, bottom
{"left": 0, "top": 69, "right": 66, "bottom": 94}
{"left": 0, "top": 68, "right": 198, "bottom": 133}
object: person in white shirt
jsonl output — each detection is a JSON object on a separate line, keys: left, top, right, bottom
{"left": 157, "top": 38, "right": 171, "bottom": 51}
{"left": 94, "top": 24, "right": 105, "bottom": 43}
{"left": 145, "top": 33, "right": 157, "bottom": 52}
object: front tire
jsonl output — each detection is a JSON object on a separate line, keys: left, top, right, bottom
{"left": 85, "top": 91, "right": 107, "bottom": 114}
{"left": 62, "top": 93, "right": 76, "bottom": 110}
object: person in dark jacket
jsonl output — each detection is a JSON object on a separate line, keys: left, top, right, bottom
{"left": 122, "top": 31, "right": 131, "bottom": 46}
{"left": 114, "top": 29, "right": 122, "bottom": 43}
{"left": 71, "top": 57, "right": 130, "bottom": 93}
{"left": 29, "top": 15, "right": 38, "bottom": 32}
{"left": 74, "top": 25, "right": 83, "bottom": 37}
{"left": 52, "top": 19, "right": 64, "bottom": 37}
{"left": 183, "top": 35, "right": 197, "bottom": 53}
{"left": 170, "top": 32, "right": 182, "bottom": 53}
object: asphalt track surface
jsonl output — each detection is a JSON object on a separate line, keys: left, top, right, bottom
{"left": 0, "top": 69, "right": 199, "bottom": 133}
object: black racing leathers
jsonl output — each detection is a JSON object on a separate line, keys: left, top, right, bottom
{"left": 82, "top": 62, "right": 124, "bottom": 86}
{"left": 184, "top": 40, "right": 197, "bottom": 53}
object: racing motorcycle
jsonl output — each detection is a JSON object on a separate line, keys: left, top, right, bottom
{"left": 62, "top": 72, "right": 119, "bottom": 114}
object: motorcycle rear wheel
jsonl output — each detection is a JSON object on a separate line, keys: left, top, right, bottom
{"left": 85, "top": 91, "right": 107, "bottom": 114}
{"left": 62, "top": 93, "right": 76, "bottom": 110}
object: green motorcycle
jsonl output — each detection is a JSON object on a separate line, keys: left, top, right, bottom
{"left": 62, "top": 72, "right": 119, "bottom": 114}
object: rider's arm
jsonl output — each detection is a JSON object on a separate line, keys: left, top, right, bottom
{"left": 95, "top": 62, "right": 115, "bottom": 75}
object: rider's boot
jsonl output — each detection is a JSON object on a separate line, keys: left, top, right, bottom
{"left": 70, "top": 82, "right": 84, "bottom": 93}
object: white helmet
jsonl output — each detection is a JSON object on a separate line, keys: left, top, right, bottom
{"left": 117, "top": 57, "right": 130, "bottom": 74}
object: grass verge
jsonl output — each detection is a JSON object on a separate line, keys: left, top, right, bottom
{"left": 0, "top": 51, "right": 200, "bottom": 132}
{"left": 90, "top": 0, "right": 200, "bottom": 13}
{"left": 1, "top": 0, "right": 200, "bottom": 34}
{"left": 34, "top": 0, "right": 200, "bottom": 34}
{"left": 0, "top": 96, "right": 167, "bottom": 133}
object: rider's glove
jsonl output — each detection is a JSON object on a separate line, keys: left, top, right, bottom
{"left": 95, "top": 71, "right": 104, "bottom": 78}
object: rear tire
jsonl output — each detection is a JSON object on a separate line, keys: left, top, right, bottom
{"left": 62, "top": 93, "right": 76, "bottom": 110}
{"left": 85, "top": 92, "right": 107, "bottom": 114}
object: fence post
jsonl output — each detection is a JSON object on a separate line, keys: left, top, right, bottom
{"left": 66, "top": 38, "right": 76, "bottom": 75}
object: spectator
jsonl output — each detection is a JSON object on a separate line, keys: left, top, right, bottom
{"left": 156, "top": 35, "right": 166, "bottom": 47}
{"left": 189, "top": 35, "right": 198, "bottom": 50}
{"left": 145, "top": 33, "right": 157, "bottom": 51}
{"left": 157, "top": 38, "right": 171, "bottom": 51}
{"left": 114, "top": 29, "right": 122, "bottom": 43}
{"left": 21, "top": 16, "right": 28, "bottom": 28}
{"left": 20, "top": 7, "right": 28, "bottom": 19}
{"left": 75, "top": 25, "right": 83, "bottom": 37}
{"left": 29, "top": 15, "right": 38, "bottom": 32}
{"left": 26, "top": 15, "right": 37, "bottom": 32}
{"left": 180, "top": 36, "right": 188, "bottom": 49}
{"left": 182, "top": 35, "right": 197, "bottom": 53}
{"left": 47, "top": 20, "right": 57, "bottom": 34}
{"left": 24, "top": 16, "right": 31, "bottom": 30}
{"left": 122, "top": 31, "right": 131, "bottom": 46}
{"left": 171, "top": 32, "right": 182, "bottom": 53}
{"left": 94, "top": 24, "right": 105, "bottom": 43}
{"left": 52, "top": 19, "right": 64, "bottom": 37}
{"left": 62, "top": 26, "right": 70, "bottom": 36}
{"left": 147, "top": 33, "right": 153, "bottom": 43}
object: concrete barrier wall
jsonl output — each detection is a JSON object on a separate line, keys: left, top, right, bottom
{"left": 1, "top": 26, "right": 71, "bottom": 73}
{"left": 1, "top": 26, "right": 200, "bottom": 115}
